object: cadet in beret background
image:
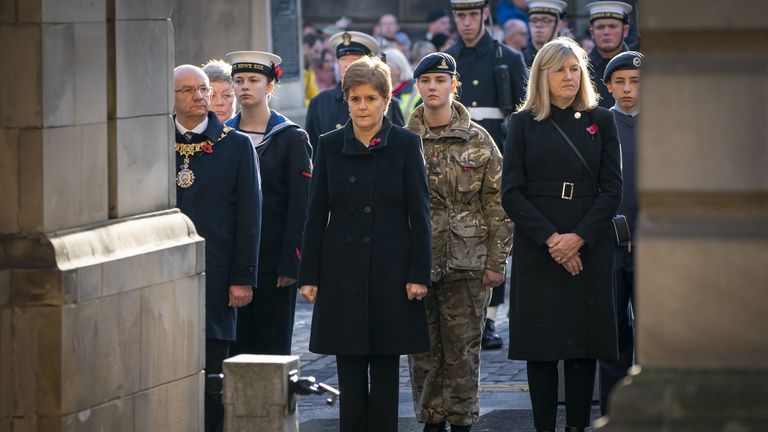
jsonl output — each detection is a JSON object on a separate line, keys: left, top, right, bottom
{"left": 445, "top": 0, "right": 529, "bottom": 351}
{"left": 599, "top": 50, "right": 642, "bottom": 416}
{"left": 407, "top": 52, "right": 512, "bottom": 432}
{"left": 587, "top": 1, "right": 632, "bottom": 108}
{"left": 298, "top": 56, "right": 431, "bottom": 432}
{"left": 173, "top": 64, "right": 261, "bottom": 432}
{"left": 304, "top": 31, "right": 405, "bottom": 153}
{"left": 522, "top": 0, "right": 567, "bottom": 68}
{"left": 501, "top": 38, "right": 621, "bottom": 432}
{"left": 223, "top": 51, "right": 313, "bottom": 357}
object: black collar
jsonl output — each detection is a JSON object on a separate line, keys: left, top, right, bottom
{"left": 458, "top": 31, "right": 495, "bottom": 59}
{"left": 342, "top": 116, "right": 393, "bottom": 156}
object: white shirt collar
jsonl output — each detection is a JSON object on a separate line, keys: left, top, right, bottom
{"left": 612, "top": 104, "right": 640, "bottom": 117}
{"left": 175, "top": 116, "right": 209, "bottom": 135}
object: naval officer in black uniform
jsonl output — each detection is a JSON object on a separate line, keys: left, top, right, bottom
{"left": 521, "top": 0, "right": 567, "bottom": 68}
{"left": 305, "top": 31, "right": 405, "bottom": 152}
{"left": 587, "top": 1, "right": 632, "bottom": 108}
{"left": 173, "top": 64, "right": 262, "bottom": 432}
{"left": 223, "top": 51, "right": 313, "bottom": 356}
{"left": 445, "top": 0, "right": 527, "bottom": 350}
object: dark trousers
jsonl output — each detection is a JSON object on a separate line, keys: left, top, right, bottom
{"left": 231, "top": 271, "right": 297, "bottom": 355}
{"left": 599, "top": 248, "right": 635, "bottom": 415}
{"left": 336, "top": 354, "right": 400, "bottom": 432}
{"left": 205, "top": 339, "right": 230, "bottom": 432}
{"left": 527, "top": 359, "right": 597, "bottom": 431}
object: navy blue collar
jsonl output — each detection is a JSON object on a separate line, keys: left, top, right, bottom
{"left": 225, "top": 109, "right": 299, "bottom": 143}
{"left": 342, "top": 116, "right": 393, "bottom": 156}
{"left": 457, "top": 31, "right": 495, "bottom": 59}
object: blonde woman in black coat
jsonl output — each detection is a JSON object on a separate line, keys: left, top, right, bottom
{"left": 501, "top": 37, "right": 622, "bottom": 432}
{"left": 298, "top": 56, "right": 432, "bottom": 432}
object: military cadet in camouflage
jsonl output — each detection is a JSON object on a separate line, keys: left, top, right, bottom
{"left": 406, "top": 52, "right": 513, "bottom": 432}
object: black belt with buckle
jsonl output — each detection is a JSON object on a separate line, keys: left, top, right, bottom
{"left": 525, "top": 182, "right": 598, "bottom": 200}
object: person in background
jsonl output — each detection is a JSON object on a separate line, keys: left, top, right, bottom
{"left": 202, "top": 59, "right": 236, "bottom": 124}
{"left": 173, "top": 65, "right": 261, "bottom": 432}
{"left": 522, "top": 0, "right": 567, "bottom": 68}
{"left": 378, "top": 13, "right": 413, "bottom": 58}
{"left": 424, "top": 9, "right": 452, "bottom": 42}
{"left": 587, "top": 0, "right": 632, "bottom": 108}
{"left": 305, "top": 31, "right": 405, "bottom": 152}
{"left": 445, "top": 0, "right": 528, "bottom": 351}
{"left": 599, "top": 50, "right": 642, "bottom": 417}
{"left": 299, "top": 56, "right": 432, "bottom": 432}
{"left": 223, "top": 51, "right": 313, "bottom": 357}
{"left": 501, "top": 38, "right": 622, "bottom": 432}
{"left": 303, "top": 32, "right": 323, "bottom": 106}
{"left": 385, "top": 48, "right": 420, "bottom": 122}
{"left": 577, "top": 34, "right": 595, "bottom": 54}
{"left": 496, "top": 0, "right": 529, "bottom": 26}
{"left": 314, "top": 48, "right": 338, "bottom": 91}
{"left": 407, "top": 52, "right": 512, "bottom": 432}
{"left": 503, "top": 18, "right": 529, "bottom": 51}
{"left": 431, "top": 32, "right": 453, "bottom": 51}
{"left": 411, "top": 40, "right": 438, "bottom": 70}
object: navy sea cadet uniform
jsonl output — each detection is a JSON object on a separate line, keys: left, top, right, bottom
{"left": 305, "top": 31, "right": 405, "bottom": 152}
{"left": 223, "top": 51, "right": 313, "bottom": 355}
{"left": 175, "top": 111, "right": 261, "bottom": 343}
{"left": 598, "top": 50, "right": 642, "bottom": 415}
{"left": 587, "top": 1, "right": 632, "bottom": 108}
{"left": 445, "top": 0, "right": 528, "bottom": 152}
{"left": 521, "top": 0, "right": 567, "bottom": 67}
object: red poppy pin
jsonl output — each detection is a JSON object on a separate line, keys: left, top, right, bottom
{"left": 586, "top": 124, "right": 599, "bottom": 135}
{"left": 369, "top": 137, "right": 382, "bottom": 147}
{"left": 201, "top": 143, "right": 214, "bottom": 153}
{"left": 274, "top": 65, "right": 283, "bottom": 79}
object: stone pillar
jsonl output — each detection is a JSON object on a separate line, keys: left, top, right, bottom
{"left": 0, "top": 0, "right": 204, "bottom": 431}
{"left": 173, "top": 0, "right": 306, "bottom": 124}
{"left": 595, "top": 1, "right": 768, "bottom": 430}
{"left": 223, "top": 355, "right": 300, "bottom": 432}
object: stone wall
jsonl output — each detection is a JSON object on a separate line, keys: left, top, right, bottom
{"left": 0, "top": 0, "right": 204, "bottom": 431}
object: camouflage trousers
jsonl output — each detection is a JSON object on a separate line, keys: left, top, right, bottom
{"left": 408, "top": 278, "right": 491, "bottom": 426}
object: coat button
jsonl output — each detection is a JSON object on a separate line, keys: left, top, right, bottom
{"left": 363, "top": 206, "right": 371, "bottom": 214}
{"left": 335, "top": 123, "right": 343, "bottom": 128}
{"left": 348, "top": 176, "right": 356, "bottom": 183}
{"left": 347, "top": 206, "right": 355, "bottom": 214}
{"left": 471, "top": 101, "right": 478, "bottom": 107}
{"left": 472, "top": 80, "right": 479, "bottom": 85}
{"left": 362, "top": 236, "right": 370, "bottom": 243}
{"left": 345, "top": 236, "right": 352, "bottom": 243}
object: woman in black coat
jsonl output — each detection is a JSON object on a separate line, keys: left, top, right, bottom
{"left": 501, "top": 38, "right": 622, "bottom": 432}
{"left": 298, "top": 56, "right": 432, "bottom": 432}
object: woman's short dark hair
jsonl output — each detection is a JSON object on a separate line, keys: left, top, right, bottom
{"left": 342, "top": 56, "right": 392, "bottom": 103}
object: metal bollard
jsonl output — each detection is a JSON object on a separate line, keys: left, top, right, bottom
{"left": 222, "top": 355, "right": 339, "bottom": 432}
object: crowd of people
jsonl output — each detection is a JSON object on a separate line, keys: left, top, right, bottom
{"left": 173, "top": 0, "right": 641, "bottom": 431}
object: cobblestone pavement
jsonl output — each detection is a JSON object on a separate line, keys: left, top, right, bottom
{"left": 292, "top": 295, "right": 601, "bottom": 431}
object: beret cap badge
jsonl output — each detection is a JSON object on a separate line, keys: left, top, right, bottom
{"left": 438, "top": 59, "right": 449, "bottom": 69}
{"left": 633, "top": 57, "right": 641, "bottom": 67}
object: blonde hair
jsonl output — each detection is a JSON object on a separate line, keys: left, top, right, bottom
{"left": 383, "top": 48, "right": 414, "bottom": 83}
{"left": 342, "top": 56, "right": 393, "bottom": 103}
{"left": 518, "top": 37, "right": 598, "bottom": 121}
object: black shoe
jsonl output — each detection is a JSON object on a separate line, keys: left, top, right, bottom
{"left": 564, "top": 426, "right": 585, "bottom": 432}
{"left": 482, "top": 318, "right": 503, "bottom": 350}
{"left": 450, "top": 425, "right": 471, "bottom": 432}
{"left": 423, "top": 421, "right": 449, "bottom": 432}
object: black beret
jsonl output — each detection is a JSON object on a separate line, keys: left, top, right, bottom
{"left": 603, "top": 51, "right": 643, "bottom": 82}
{"left": 426, "top": 9, "right": 447, "bottom": 23}
{"left": 414, "top": 52, "right": 456, "bottom": 78}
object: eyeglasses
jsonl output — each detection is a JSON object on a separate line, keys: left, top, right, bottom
{"left": 529, "top": 17, "right": 556, "bottom": 26}
{"left": 174, "top": 86, "right": 211, "bottom": 96}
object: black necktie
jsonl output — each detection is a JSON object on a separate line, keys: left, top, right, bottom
{"left": 184, "top": 131, "right": 194, "bottom": 142}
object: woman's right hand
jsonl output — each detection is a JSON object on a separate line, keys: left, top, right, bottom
{"left": 300, "top": 285, "right": 318, "bottom": 303}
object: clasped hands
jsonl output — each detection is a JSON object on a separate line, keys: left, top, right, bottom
{"left": 299, "top": 283, "right": 429, "bottom": 304}
{"left": 546, "top": 232, "right": 585, "bottom": 276}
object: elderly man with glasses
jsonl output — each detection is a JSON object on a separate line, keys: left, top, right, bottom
{"left": 173, "top": 64, "right": 262, "bottom": 432}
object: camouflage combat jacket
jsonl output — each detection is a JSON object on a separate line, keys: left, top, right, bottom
{"left": 407, "top": 101, "right": 513, "bottom": 282}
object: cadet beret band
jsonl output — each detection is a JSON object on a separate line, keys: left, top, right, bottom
{"left": 587, "top": 1, "right": 632, "bottom": 23}
{"left": 413, "top": 52, "right": 457, "bottom": 78}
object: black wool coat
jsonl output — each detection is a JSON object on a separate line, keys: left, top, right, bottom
{"left": 175, "top": 112, "right": 262, "bottom": 342}
{"left": 501, "top": 105, "right": 622, "bottom": 361}
{"left": 298, "top": 117, "right": 432, "bottom": 356}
